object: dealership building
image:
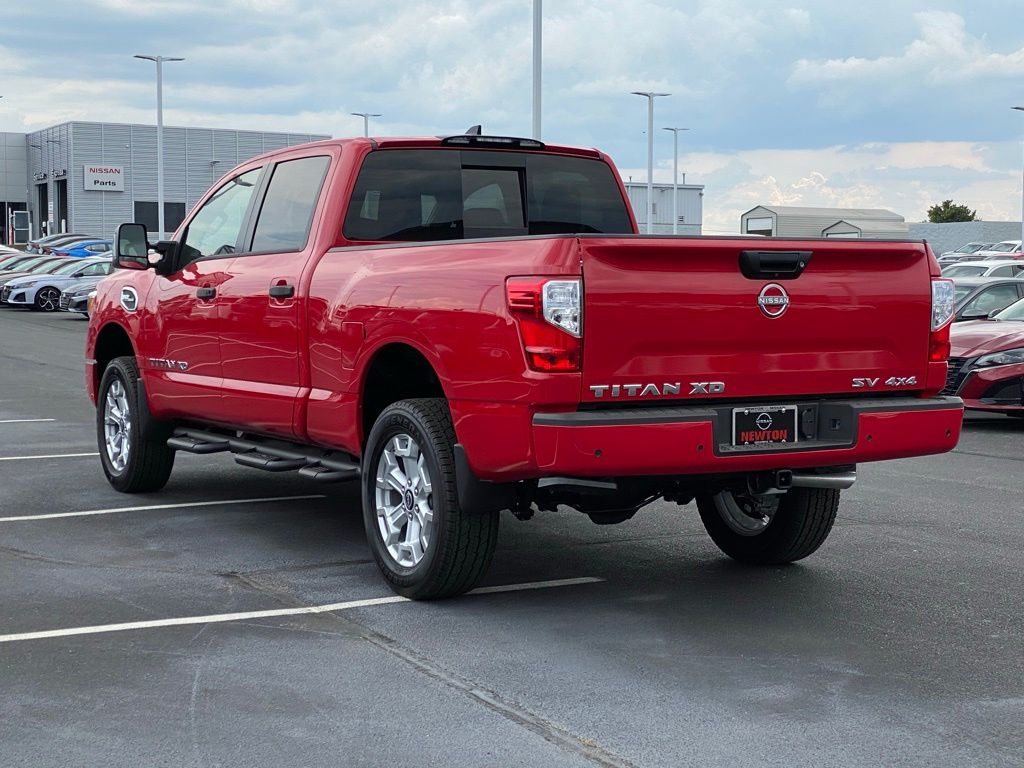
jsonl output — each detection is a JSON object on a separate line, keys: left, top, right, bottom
{"left": 0, "top": 121, "right": 329, "bottom": 243}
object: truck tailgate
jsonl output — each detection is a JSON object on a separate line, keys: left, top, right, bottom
{"left": 579, "top": 237, "right": 932, "bottom": 402}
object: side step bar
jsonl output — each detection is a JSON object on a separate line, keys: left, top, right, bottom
{"left": 168, "top": 427, "right": 360, "bottom": 483}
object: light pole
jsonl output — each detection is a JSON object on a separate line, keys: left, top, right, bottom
{"left": 1014, "top": 107, "right": 1024, "bottom": 247}
{"left": 135, "top": 54, "right": 184, "bottom": 240}
{"left": 662, "top": 127, "right": 689, "bottom": 235}
{"left": 351, "top": 112, "right": 381, "bottom": 138}
{"left": 532, "top": 0, "right": 542, "bottom": 139}
{"left": 631, "top": 91, "right": 670, "bottom": 234}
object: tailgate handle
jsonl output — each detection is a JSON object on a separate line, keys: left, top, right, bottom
{"left": 196, "top": 286, "right": 216, "bottom": 300}
{"left": 269, "top": 284, "right": 295, "bottom": 298}
{"left": 739, "top": 250, "right": 812, "bottom": 280}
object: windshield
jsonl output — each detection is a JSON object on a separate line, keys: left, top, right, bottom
{"left": 0, "top": 254, "right": 29, "bottom": 269}
{"left": 955, "top": 243, "right": 984, "bottom": 253}
{"left": 994, "top": 297, "right": 1024, "bottom": 321}
{"left": 52, "top": 260, "right": 93, "bottom": 275}
{"left": 954, "top": 285, "right": 974, "bottom": 302}
{"left": 36, "top": 260, "right": 71, "bottom": 274}
{"left": 945, "top": 266, "right": 986, "bottom": 278}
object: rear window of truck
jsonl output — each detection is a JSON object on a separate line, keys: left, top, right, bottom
{"left": 343, "top": 149, "right": 632, "bottom": 241}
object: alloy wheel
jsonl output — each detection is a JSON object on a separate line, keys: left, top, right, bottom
{"left": 103, "top": 378, "right": 132, "bottom": 472}
{"left": 37, "top": 288, "right": 60, "bottom": 311}
{"left": 374, "top": 433, "right": 434, "bottom": 567}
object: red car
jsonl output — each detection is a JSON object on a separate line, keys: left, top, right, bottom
{"left": 945, "top": 297, "right": 1024, "bottom": 415}
{"left": 86, "top": 133, "right": 963, "bottom": 598}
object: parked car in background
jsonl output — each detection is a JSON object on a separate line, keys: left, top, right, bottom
{"left": 975, "top": 240, "right": 1023, "bottom": 261}
{"left": 52, "top": 240, "right": 112, "bottom": 258}
{"left": 60, "top": 276, "right": 108, "bottom": 317}
{"left": 0, "top": 253, "right": 37, "bottom": 271}
{"left": 944, "top": 297, "right": 1024, "bottom": 416}
{"left": 27, "top": 233, "right": 90, "bottom": 253}
{"left": 2, "top": 257, "right": 113, "bottom": 311}
{"left": 942, "top": 260, "right": 1024, "bottom": 279}
{"left": 0, "top": 256, "right": 70, "bottom": 285}
{"left": 937, "top": 242, "right": 994, "bottom": 265}
{"left": 951, "top": 277, "right": 1024, "bottom": 321}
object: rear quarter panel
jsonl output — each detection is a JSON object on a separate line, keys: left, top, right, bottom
{"left": 305, "top": 237, "right": 584, "bottom": 462}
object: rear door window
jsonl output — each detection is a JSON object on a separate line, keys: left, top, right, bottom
{"left": 250, "top": 155, "right": 331, "bottom": 253}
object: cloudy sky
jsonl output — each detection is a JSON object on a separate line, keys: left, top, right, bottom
{"left": 2, "top": 0, "right": 1023, "bottom": 232}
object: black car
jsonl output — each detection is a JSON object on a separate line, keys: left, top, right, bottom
{"left": 952, "top": 277, "right": 1024, "bottom": 321}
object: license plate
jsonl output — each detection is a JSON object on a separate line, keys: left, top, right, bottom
{"left": 732, "top": 405, "right": 798, "bottom": 446}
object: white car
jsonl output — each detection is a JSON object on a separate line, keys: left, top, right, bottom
{"left": 941, "top": 260, "right": 1024, "bottom": 279}
{"left": 973, "top": 240, "right": 1023, "bottom": 261}
{"left": 1, "top": 257, "right": 114, "bottom": 311}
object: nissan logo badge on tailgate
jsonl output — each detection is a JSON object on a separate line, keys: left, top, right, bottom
{"left": 757, "top": 283, "right": 790, "bottom": 318}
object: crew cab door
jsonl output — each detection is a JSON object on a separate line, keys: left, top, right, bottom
{"left": 216, "top": 154, "right": 332, "bottom": 438}
{"left": 143, "top": 167, "right": 262, "bottom": 423}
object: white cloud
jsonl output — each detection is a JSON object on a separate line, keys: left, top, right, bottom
{"left": 791, "top": 11, "right": 1024, "bottom": 87}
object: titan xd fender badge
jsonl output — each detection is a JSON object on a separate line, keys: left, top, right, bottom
{"left": 757, "top": 283, "right": 790, "bottom": 318}
{"left": 120, "top": 287, "right": 139, "bottom": 312}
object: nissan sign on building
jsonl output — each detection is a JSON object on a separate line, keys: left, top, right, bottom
{"left": 84, "top": 165, "right": 125, "bottom": 191}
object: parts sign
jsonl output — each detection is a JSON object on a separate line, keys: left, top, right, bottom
{"left": 83, "top": 165, "right": 124, "bottom": 192}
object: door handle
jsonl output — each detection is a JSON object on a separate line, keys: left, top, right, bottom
{"left": 196, "top": 286, "right": 216, "bottom": 300}
{"left": 269, "top": 284, "right": 295, "bottom": 299}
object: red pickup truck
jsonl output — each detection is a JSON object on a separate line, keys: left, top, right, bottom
{"left": 87, "top": 132, "right": 964, "bottom": 598}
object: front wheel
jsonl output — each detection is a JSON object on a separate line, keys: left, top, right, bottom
{"left": 696, "top": 486, "right": 839, "bottom": 565}
{"left": 362, "top": 398, "right": 499, "bottom": 599}
{"left": 34, "top": 287, "right": 61, "bottom": 312}
{"left": 97, "top": 356, "right": 175, "bottom": 493}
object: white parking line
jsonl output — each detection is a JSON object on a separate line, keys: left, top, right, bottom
{"left": 0, "top": 418, "right": 56, "bottom": 424}
{"left": 0, "top": 577, "right": 604, "bottom": 644}
{"left": 0, "top": 452, "right": 99, "bottom": 462}
{"left": 0, "top": 494, "right": 327, "bottom": 522}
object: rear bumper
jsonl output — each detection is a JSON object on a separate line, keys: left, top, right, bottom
{"left": 456, "top": 396, "right": 963, "bottom": 481}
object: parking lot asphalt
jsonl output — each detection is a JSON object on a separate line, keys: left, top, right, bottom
{"left": 1, "top": 306, "right": 1022, "bottom": 768}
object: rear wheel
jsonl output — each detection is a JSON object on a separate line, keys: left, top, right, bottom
{"left": 34, "top": 287, "right": 60, "bottom": 312}
{"left": 697, "top": 487, "right": 839, "bottom": 564}
{"left": 362, "top": 398, "right": 499, "bottom": 599}
{"left": 97, "top": 356, "right": 175, "bottom": 493}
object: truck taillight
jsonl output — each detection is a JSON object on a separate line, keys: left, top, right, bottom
{"left": 930, "top": 278, "right": 955, "bottom": 362}
{"left": 506, "top": 277, "right": 581, "bottom": 371}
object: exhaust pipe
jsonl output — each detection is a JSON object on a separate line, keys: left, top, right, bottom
{"left": 789, "top": 470, "right": 857, "bottom": 490}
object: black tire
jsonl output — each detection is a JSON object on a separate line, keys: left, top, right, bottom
{"left": 33, "top": 286, "right": 60, "bottom": 312}
{"left": 697, "top": 487, "right": 839, "bottom": 565}
{"left": 97, "top": 356, "right": 175, "bottom": 493}
{"left": 362, "top": 398, "right": 499, "bottom": 599}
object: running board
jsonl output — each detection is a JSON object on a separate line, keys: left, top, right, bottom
{"left": 168, "top": 427, "right": 360, "bottom": 483}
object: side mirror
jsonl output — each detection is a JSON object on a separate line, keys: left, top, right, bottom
{"left": 958, "top": 311, "right": 986, "bottom": 321}
{"left": 987, "top": 308, "right": 1003, "bottom": 319}
{"left": 114, "top": 223, "right": 150, "bottom": 270}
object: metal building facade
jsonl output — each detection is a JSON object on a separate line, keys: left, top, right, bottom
{"left": 25, "top": 121, "right": 329, "bottom": 240}
{"left": 740, "top": 205, "right": 908, "bottom": 239}
{"left": 1, "top": 131, "right": 28, "bottom": 244}
{"left": 624, "top": 181, "right": 703, "bottom": 235}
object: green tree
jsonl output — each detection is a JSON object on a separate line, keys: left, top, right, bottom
{"left": 927, "top": 200, "right": 977, "bottom": 223}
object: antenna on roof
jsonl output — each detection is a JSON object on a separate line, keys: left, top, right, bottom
{"left": 465, "top": 125, "right": 482, "bottom": 135}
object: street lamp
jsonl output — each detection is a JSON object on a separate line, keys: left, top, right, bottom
{"left": 631, "top": 91, "right": 670, "bottom": 234}
{"left": 1013, "top": 106, "right": 1024, "bottom": 247}
{"left": 533, "top": 0, "right": 542, "bottom": 139}
{"left": 135, "top": 54, "right": 184, "bottom": 240}
{"left": 662, "top": 127, "right": 689, "bottom": 235}
{"left": 351, "top": 112, "right": 381, "bottom": 138}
